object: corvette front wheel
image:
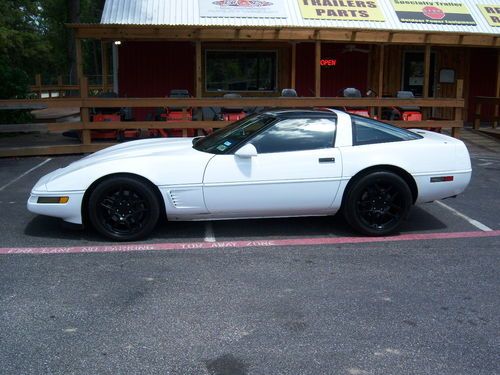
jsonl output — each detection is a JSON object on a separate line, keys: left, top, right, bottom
{"left": 344, "top": 171, "right": 412, "bottom": 236}
{"left": 88, "top": 176, "right": 160, "bottom": 241}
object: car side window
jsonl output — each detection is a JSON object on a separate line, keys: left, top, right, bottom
{"left": 249, "top": 118, "right": 336, "bottom": 154}
{"left": 351, "top": 115, "right": 421, "bottom": 146}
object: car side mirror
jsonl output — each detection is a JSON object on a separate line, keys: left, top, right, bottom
{"left": 235, "top": 143, "right": 258, "bottom": 158}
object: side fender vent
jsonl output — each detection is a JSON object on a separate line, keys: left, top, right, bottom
{"left": 169, "top": 191, "right": 182, "bottom": 208}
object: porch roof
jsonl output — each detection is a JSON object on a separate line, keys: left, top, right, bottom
{"left": 69, "top": 23, "right": 500, "bottom": 47}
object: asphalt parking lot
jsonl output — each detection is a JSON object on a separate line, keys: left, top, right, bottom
{"left": 0, "top": 131, "right": 499, "bottom": 374}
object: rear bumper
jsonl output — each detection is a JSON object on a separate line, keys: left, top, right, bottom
{"left": 414, "top": 170, "right": 472, "bottom": 203}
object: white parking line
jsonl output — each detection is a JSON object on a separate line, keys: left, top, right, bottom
{"left": 204, "top": 222, "right": 216, "bottom": 242}
{"left": 435, "top": 201, "right": 493, "bottom": 232}
{"left": 0, "top": 158, "right": 52, "bottom": 192}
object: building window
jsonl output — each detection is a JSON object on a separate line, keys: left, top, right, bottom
{"left": 205, "top": 50, "right": 277, "bottom": 92}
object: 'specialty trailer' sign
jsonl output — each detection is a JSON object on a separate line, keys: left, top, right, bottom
{"left": 390, "top": 0, "right": 476, "bottom": 25}
{"left": 297, "top": 0, "right": 385, "bottom": 21}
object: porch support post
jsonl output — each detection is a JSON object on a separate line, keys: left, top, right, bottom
{"left": 423, "top": 44, "right": 431, "bottom": 99}
{"left": 101, "top": 41, "right": 108, "bottom": 92}
{"left": 453, "top": 79, "right": 464, "bottom": 138}
{"left": 80, "top": 77, "right": 91, "bottom": 145}
{"left": 377, "top": 44, "right": 385, "bottom": 118}
{"left": 35, "top": 74, "right": 42, "bottom": 99}
{"left": 112, "top": 43, "right": 119, "bottom": 94}
{"left": 315, "top": 40, "right": 321, "bottom": 97}
{"left": 463, "top": 48, "right": 471, "bottom": 121}
{"left": 196, "top": 40, "right": 202, "bottom": 98}
{"left": 291, "top": 42, "right": 296, "bottom": 89}
{"left": 57, "top": 75, "right": 63, "bottom": 97}
{"left": 495, "top": 49, "right": 500, "bottom": 128}
{"left": 75, "top": 38, "right": 83, "bottom": 86}
{"left": 423, "top": 44, "right": 432, "bottom": 120}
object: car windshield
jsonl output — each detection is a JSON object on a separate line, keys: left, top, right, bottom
{"left": 193, "top": 113, "right": 276, "bottom": 154}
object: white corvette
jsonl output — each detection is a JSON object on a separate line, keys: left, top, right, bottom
{"left": 28, "top": 109, "right": 471, "bottom": 241}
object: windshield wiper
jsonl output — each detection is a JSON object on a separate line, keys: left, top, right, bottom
{"left": 192, "top": 136, "right": 204, "bottom": 146}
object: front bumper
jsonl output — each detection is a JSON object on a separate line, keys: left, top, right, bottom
{"left": 27, "top": 191, "right": 85, "bottom": 224}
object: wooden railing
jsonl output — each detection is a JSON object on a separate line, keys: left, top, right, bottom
{"left": 29, "top": 74, "right": 113, "bottom": 98}
{"left": 0, "top": 78, "right": 465, "bottom": 157}
{"left": 473, "top": 96, "right": 500, "bottom": 130}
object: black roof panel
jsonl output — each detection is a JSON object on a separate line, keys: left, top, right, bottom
{"left": 260, "top": 108, "right": 338, "bottom": 118}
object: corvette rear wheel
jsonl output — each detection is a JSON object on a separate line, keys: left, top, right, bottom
{"left": 344, "top": 171, "right": 412, "bottom": 236}
{"left": 88, "top": 176, "right": 160, "bottom": 241}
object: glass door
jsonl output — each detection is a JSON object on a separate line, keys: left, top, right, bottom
{"left": 402, "top": 51, "right": 436, "bottom": 97}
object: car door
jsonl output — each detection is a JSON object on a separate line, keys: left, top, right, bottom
{"left": 202, "top": 116, "right": 342, "bottom": 217}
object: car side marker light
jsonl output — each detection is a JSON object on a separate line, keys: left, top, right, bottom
{"left": 37, "top": 196, "right": 69, "bottom": 204}
{"left": 430, "top": 176, "right": 454, "bottom": 183}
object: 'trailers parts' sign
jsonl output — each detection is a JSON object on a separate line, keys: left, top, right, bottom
{"left": 477, "top": 4, "right": 500, "bottom": 26}
{"left": 390, "top": 0, "right": 476, "bottom": 25}
{"left": 298, "top": 0, "right": 385, "bottom": 21}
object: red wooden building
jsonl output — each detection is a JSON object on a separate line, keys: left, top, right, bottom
{"left": 71, "top": 0, "right": 499, "bottom": 122}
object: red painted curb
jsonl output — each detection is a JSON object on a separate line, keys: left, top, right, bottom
{"left": 1, "top": 230, "right": 499, "bottom": 255}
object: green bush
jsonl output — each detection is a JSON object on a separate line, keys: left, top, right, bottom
{"left": 0, "top": 57, "right": 33, "bottom": 124}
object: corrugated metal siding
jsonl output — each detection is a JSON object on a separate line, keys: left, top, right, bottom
{"left": 295, "top": 43, "right": 315, "bottom": 97}
{"left": 118, "top": 41, "right": 195, "bottom": 120}
{"left": 294, "top": 43, "right": 370, "bottom": 97}
{"left": 320, "top": 44, "right": 369, "bottom": 96}
{"left": 467, "top": 48, "right": 499, "bottom": 122}
{"left": 101, "top": 0, "right": 500, "bottom": 35}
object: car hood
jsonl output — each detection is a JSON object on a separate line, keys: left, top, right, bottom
{"left": 60, "top": 137, "right": 199, "bottom": 173}
{"left": 78, "top": 137, "right": 196, "bottom": 165}
{"left": 34, "top": 137, "right": 211, "bottom": 191}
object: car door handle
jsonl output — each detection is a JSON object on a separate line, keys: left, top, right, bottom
{"left": 318, "top": 157, "right": 335, "bottom": 163}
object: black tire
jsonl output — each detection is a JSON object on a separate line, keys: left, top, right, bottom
{"left": 88, "top": 176, "right": 160, "bottom": 241}
{"left": 343, "top": 171, "right": 412, "bottom": 236}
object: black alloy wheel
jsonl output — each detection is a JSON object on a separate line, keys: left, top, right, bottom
{"left": 344, "top": 171, "right": 412, "bottom": 236}
{"left": 88, "top": 176, "right": 160, "bottom": 241}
